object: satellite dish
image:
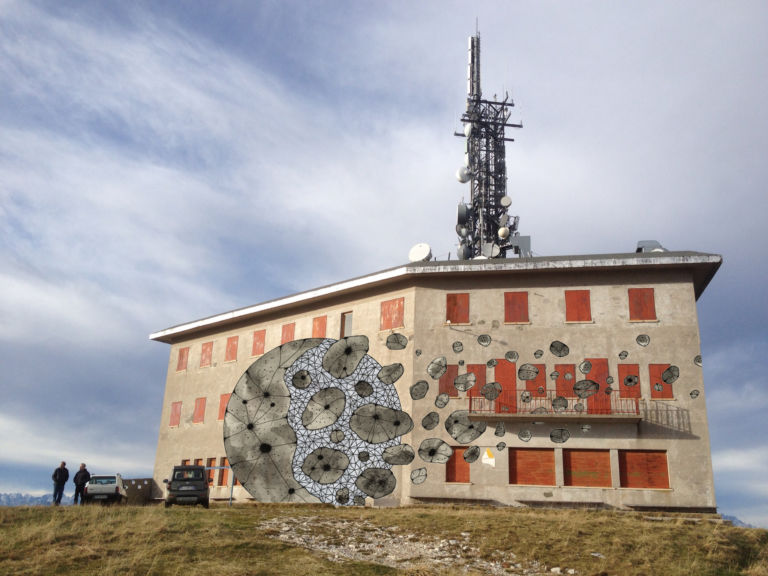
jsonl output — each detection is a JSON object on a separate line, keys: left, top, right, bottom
{"left": 457, "top": 204, "right": 469, "bottom": 225}
{"left": 408, "top": 243, "right": 432, "bottom": 263}
{"left": 457, "top": 243, "right": 471, "bottom": 260}
{"left": 500, "top": 196, "right": 512, "bottom": 207}
{"left": 481, "top": 242, "right": 501, "bottom": 258}
{"left": 456, "top": 166, "right": 471, "bottom": 183}
{"left": 498, "top": 226, "right": 510, "bottom": 239}
{"left": 454, "top": 224, "right": 468, "bottom": 238}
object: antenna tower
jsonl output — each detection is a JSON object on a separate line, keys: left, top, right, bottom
{"left": 454, "top": 34, "right": 531, "bottom": 259}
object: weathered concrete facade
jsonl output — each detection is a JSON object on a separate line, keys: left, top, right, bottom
{"left": 150, "top": 251, "right": 720, "bottom": 511}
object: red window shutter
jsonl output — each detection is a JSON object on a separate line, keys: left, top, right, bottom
{"left": 628, "top": 288, "right": 656, "bottom": 321}
{"left": 563, "top": 449, "right": 612, "bottom": 487}
{"left": 200, "top": 342, "right": 213, "bottom": 368}
{"left": 565, "top": 290, "right": 591, "bottom": 322}
{"left": 206, "top": 458, "right": 216, "bottom": 485}
{"left": 618, "top": 364, "right": 641, "bottom": 399}
{"left": 494, "top": 360, "right": 517, "bottom": 414}
{"left": 281, "top": 323, "right": 295, "bottom": 344}
{"left": 176, "top": 347, "right": 189, "bottom": 372}
{"left": 504, "top": 292, "right": 529, "bottom": 323}
{"left": 619, "top": 450, "right": 669, "bottom": 489}
{"left": 225, "top": 336, "right": 238, "bottom": 362}
{"left": 554, "top": 364, "right": 575, "bottom": 397}
{"left": 169, "top": 401, "right": 182, "bottom": 427}
{"left": 445, "top": 447, "right": 470, "bottom": 483}
{"left": 218, "top": 394, "right": 230, "bottom": 421}
{"left": 192, "top": 397, "right": 206, "bottom": 424}
{"left": 181, "top": 459, "right": 190, "bottom": 466}
{"left": 312, "top": 316, "right": 327, "bottom": 338}
{"left": 446, "top": 293, "right": 470, "bottom": 324}
{"left": 585, "top": 358, "right": 611, "bottom": 414}
{"left": 439, "top": 364, "right": 460, "bottom": 397}
{"left": 194, "top": 458, "right": 203, "bottom": 466}
{"left": 509, "top": 448, "right": 555, "bottom": 485}
{"left": 649, "top": 364, "right": 674, "bottom": 399}
{"left": 252, "top": 329, "right": 266, "bottom": 356}
{"left": 524, "top": 363, "right": 547, "bottom": 398}
{"left": 218, "top": 457, "right": 229, "bottom": 486}
{"left": 380, "top": 297, "right": 405, "bottom": 330}
{"left": 466, "top": 364, "right": 486, "bottom": 398}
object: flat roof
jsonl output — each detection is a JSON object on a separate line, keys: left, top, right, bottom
{"left": 149, "top": 250, "right": 721, "bottom": 344}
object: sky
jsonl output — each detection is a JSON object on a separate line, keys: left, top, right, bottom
{"left": 1, "top": 0, "right": 766, "bottom": 525}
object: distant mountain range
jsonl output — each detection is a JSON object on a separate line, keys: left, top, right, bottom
{"left": 0, "top": 492, "right": 70, "bottom": 506}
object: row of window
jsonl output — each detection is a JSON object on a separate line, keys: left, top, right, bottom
{"left": 179, "top": 457, "right": 239, "bottom": 487}
{"left": 449, "top": 288, "right": 657, "bottom": 324}
{"left": 446, "top": 448, "right": 670, "bottom": 489}
{"left": 175, "top": 297, "right": 404, "bottom": 372}
{"left": 439, "top": 359, "right": 675, "bottom": 403}
{"left": 168, "top": 394, "right": 231, "bottom": 427}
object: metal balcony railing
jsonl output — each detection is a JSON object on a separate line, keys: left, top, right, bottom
{"left": 468, "top": 391, "right": 640, "bottom": 417}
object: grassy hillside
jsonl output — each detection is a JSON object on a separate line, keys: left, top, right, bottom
{"left": 1, "top": 503, "right": 766, "bottom": 576}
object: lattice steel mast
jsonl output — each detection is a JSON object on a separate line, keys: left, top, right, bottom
{"left": 454, "top": 34, "right": 531, "bottom": 259}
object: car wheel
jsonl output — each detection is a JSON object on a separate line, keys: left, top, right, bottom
{"left": 164, "top": 501, "right": 171, "bottom": 508}
{"left": 202, "top": 500, "right": 209, "bottom": 509}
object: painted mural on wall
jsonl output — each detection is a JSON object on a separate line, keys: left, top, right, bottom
{"left": 224, "top": 329, "right": 701, "bottom": 505}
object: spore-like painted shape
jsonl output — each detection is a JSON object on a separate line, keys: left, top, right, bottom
{"left": 411, "top": 468, "right": 427, "bottom": 485}
{"left": 550, "top": 370, "right": 560, "bottom": 381}
{"left": 378, "top": 363, "right": 404, "bottom": 385}
{"left": 662, "top": 366, "right": 680, "bottom": 385}
{"left": 292, "top": 370, "right": 312, "bottom": 389}
{"left": 336, "top": 487, "right": 349, "bottom": 504}
{"left": 581, "top": 424, "right": 591, "bottom": 432}
{"left": 690, "top": 390, "right": 700, "bottom": 399}
{"left": 520, "top": 391, "right": 532, "bottom": 403}
{"left": 427, "top": 357, "right": 448, "bottom": 379}
{"left": 322, "top": 336, "right": 369, "bottom": 378}
{"left": 624, "top": 375, "right": 639, "bottom": 387}
{"left": 355, "top": 468, "right": 396, "bottom": 499}
{"left": 552, "top": 396, "right": 568, "bottom": 412}
{"left": 505, "top": 351, "right": 519, "bottom": 363}
{"left": 574, "top": 402, "right": 585, "bottom": 412}
{"left": 452, "top": 341, "right": 464, "bottom": 353}
{"left": 579, "top": 360, "right": 592, "bottom": 375}
{"left": 330, "top": 429, "right": 345, "bottom": 444}
{"left": 495, "top": 421, "right": 505, "bottom": 437}
{"left": 445, "top": 410, "right": 487, "bottom": 443}
{"left": 385, "top": 333, "right": 408, "bottom": 351}
{"left": 463, "top": 445, "right": 480, "bottom": 463}
{"left": 486, "top": 358, "right": 498, "bottom": 368}
{"left": 435, "top": 393, "right": 450, "bottom": 409}
{"left": 550, "top": 429, "right": 570, "bottom": 443}
{"left": 382, "top": 444, "right": 415, "bottom": 466}
{"left": 482, "top": 381, "right": 502, "bottom": 401}
{"left": 355, "top": 380, "right": 374, "bottom": 398}
{"left": 518, "top": 363, "right": 539, "bottom": 380}
{"left": 349, "top": 404, "right": 413, "bottom": 444}
{"left": 477, "top": 334, "right": 492, "bottom": 347}
{"left": 636, "top": 334, "right": 650, "bottom": 347}
{"left": 301, "top": 387, "right": 346, "bottom": 430}
{"left": 496, "top": 442, "right": 506, "bottom": 451}
{"left": 410, "top": 380, "right": 429, "bottom": 400}
{"left": 421, "top": 411, "right": 440, "bottom": 430}
{"left": 573, "top": 380, "right": 599, "bottom": 399}
{"left": 454, "top": 372, "right": 476, "bottom": 392}
{"left": 301, "top": 447, "right": 350, "bottom": 484}
{"left": 534, "top": 349, "right": 544, "bottom": 359}
{"left": 618, "top": 350, "right": 629, "bottom": 360}
{"left": 518, "top": 429, "right": 532, "bottom": 442}
{"left": 694, "top": 355, "right": 702, "bottom": 367}
{"left": 418, "top": 438, "right": 453, "bottom": 463}
{"left": 550, "top": 341, "right": 570, "bottom": 358}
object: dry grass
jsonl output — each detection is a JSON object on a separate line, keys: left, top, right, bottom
{"left": 1, "top": 503, "right": 766, "bottom": 576}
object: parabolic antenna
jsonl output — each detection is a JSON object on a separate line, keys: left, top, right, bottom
{"left": 500, "top": 195, "right": 512, "bottom": 207}
{"left": 457, "top": 203, "right": 469, "bottom": 225}
{"left": 408, "top": 243, "right": 432, "bottom": 263}
{"left": 456, "top": 166, "right": 471, "bottom": 183}
{"left": 481, "top": 242, "right": 501, "bottom": 258}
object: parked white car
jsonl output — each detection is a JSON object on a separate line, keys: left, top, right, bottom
{"left": 84, "top": 474, "right": 128, "bottom": 504}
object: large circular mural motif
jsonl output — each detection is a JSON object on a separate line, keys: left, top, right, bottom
{"left": 223, "top": 336, "right": 411, "bottom": 506}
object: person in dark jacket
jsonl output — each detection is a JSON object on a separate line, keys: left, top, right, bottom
{"left": 52, "top": 461, "right": 69, "bottom": 505}
{"left": 73, "top": 463, "right": 90, "bottom": 505}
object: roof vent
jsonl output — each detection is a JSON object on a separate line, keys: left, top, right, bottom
{"left": 636, "top": 240, "right": 667, "bottom": 253}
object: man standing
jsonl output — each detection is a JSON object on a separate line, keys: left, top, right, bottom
{"left": 73, "top": 463, "right": 90, "bottom": 505}
{"left": 52, "top": 461, "right": 69, "bottom": 506}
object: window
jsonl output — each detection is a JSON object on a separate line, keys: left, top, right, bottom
{"left": 169, "top": 401, "right": 182, "bottom": 427}
{"left": 466, "top": 364, "right": 486, "bottom": 399}
{"left": 194, "top": 458, "right": 203, "bottom": 466}
{"left": 494, "top": 360, "right": 517, "bottom": 414}
{"left": 563, "top": 450, "right": 611, "bottom": 487}
{"left": 628, "top": 288, "right": 657, "bottom": 321}
{"left": 176, "top": 347, "right": 189, "bottom": 372}
{"left": 340, "top": 311, "right": 353, "bottom": 338}
{"left": 438, "top": 364, "right": 460, "bottom": 397}
{"left": 585, "top": 358, "right": 611, "bottom": 414}
{"left": 181, "top": 459, "right": 190, "bottom": 466}
{"left": 200, "top": 341, "right": 213, "bottom": 368}
{"left": 445, "top": 447, "right": 470, "bottom": 483}
{"left": 523, "top": 363, "right": 547, "bottom": 398}
{"left": 649, "top": 363, "right": 674, "bottom": 399}
{"left": 509, "top": 448, "right": 555, "bottom": 485}
{"left": 224, "top": 336, "right": 239, "bottom": 362}
{"left": 554, "top": 364, "right": 576, "bottom": 397}
{"left": 565, "top": 290, "right": 591, "bottom": 322}
{"left": 218, "top": 393, "right": 230, "bottom": 420}
{"left": 192, "top": 397, "right": 206, "bottom": 424}
{"left": 619, "top": 450, "right": 669, "bottom": 489}
{"left": 252, "top": 329, "right": 266, "bottom": 356}
{"left": 504, "top": 292, "right": 529, "bottom": 323}
{"left": 618, "top": 364, "right": 641, "bottom": 399}
{"left": 218, "top": 457, "right": 229, "bottom": 487}
{"left": 281, "top": 323, "right": 295, "bottom": 344}
{"left": 312, "top": 316, "right": 327, "bottom": 338}
{"left": 446, "top": 293, "right": 470, "bottom": 324}
{"left": 380, "top": 297, "right": 405, "bottom": 330}
{"left": 206, "top": 458, "right": 216, "bottom": 485}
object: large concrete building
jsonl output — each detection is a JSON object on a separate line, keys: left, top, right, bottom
{"left": 150, "top": 248, "right": 721, "bottom": 511}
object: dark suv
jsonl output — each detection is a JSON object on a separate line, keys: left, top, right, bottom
{"left": 163, "top": 465, "right": 210, "bottom": 508}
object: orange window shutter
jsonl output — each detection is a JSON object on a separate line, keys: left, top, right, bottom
{"left": 176, "top": 347, "right": 189, "bottom": 371}
{"left": 281, "top": 323, "right": 295, "bottom": 344}
{"left": 585, "top": 358, "right": 611, "bottom": 414}
{"left": 192, "top": 397, "right": 206, "bottom": 423}
{"left": 618, "top": 364, "right": 641, "bottom": 399}
{"left": 439, "top": 364, "right": 460, "bottom": 397}
{"left": 312, "top": 316, "right": 327, "bottom": 338}
{"left": 466, "top": 364, "right": 486, "bottom": 398}
{"left": 494, "top": 360, "right": 517, "bottom": 414}
{"left": 619, "top": 450, "right": 669, "bottom": 489}
{"left": 565, "top": 290, "right": 591, "bottom": 322}
{"left": 200, "top": 341, "right": 213, "bottom": 367}
{"left": 563, "top": 450, "right": 611, "bottom": 487}
{"left": 194, "top": 458, "right": 203, "bottom": 466}
{"left": 446, "top": 447, "right": 469, "bottom": 483}
{"left": 554, "top": 364, "right": 575, "bottom": 397}
{"left": 181, "top": 459, "right": 190, "bottom": 466}
{"left": 252, "top": 329, "right": 266, "bottom": 356}
{"left": 218, "top": 394, "right": 230, "bottom": 420}
{"left": 446, "top": 293, "right": 470, "bottom": 324}
{"left": 649, "top": 363, "right": 674, "bottom": 399}
{"left": 380, "top": 297, "right": 405, "bottom": 330}
{"left": 504, "top": 292, "right": 529, "bottom": 323}
{"left": 225, "top": 336, "right": 239, "bottom": 362}
{"left": 169, "top": 401, "right": 182, "bottom": 427}
{"left": 509, "top": 449, "right": 555, "bottom": 485}
{"left": 628, "top": 288, "right": 656, "bottom": 321}
{"left": 218, "top": 457, "right": 229, "bottom": 486}
{"left": 206, "top": 458, "right": 216, "bottom": 484}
